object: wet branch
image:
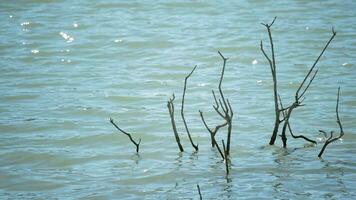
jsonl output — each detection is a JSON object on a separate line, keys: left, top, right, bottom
{"left": 278, "top": 94, "right": 317, "bottom": 144}
{"left": 280, "top": 27, "right": 337, "bottom": 148}
{"left": 167, "top": 94, "right": 184, "bottom": 152}
{"left": 318, "top": 87, "right": 344, "bottom": 158}
{"left": 181, "top": 65, "right": 199, "bottom": 151}
{"left": 200, "top": 51, "right": 234, "bottom": 157}
{"left": 110, "top": 117, "right": 141, "bottom": 153}
{"left": 260, "top": 17, "right": 281, "bottom": 145}
{"left": 199, "top": 110, "right": 226, "bottom": 159}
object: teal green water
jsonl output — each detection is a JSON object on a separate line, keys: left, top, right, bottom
{"left": 1, "top": 1, "right": 356, "bottom": 199}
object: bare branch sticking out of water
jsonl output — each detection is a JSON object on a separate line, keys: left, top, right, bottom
{"left": 181, "top": 65, "right": 199, "bottom": 151}
{"left": 110, "top": 117, "right": 141, "bottom": 153}
{"left": 167, "top": 94, "right": 184, "bottom": 152}
{"left": 197, "top": 184, "right": 202, "bottom": 200}
{"left": 261, "top": 18, "right": 337, "bottom": 148}
{"left": 280, "top": 27, "right": 337, "bottom": 148}
{"left": 318, "top": 87, "right": 345, "bottom": 158}
{"left": 200, "top": 51, "right": 234, "bottom": 157}
{"left": 260, "top": 16, "right": 281, "bottom": 146}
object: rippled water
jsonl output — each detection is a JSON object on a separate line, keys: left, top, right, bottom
{"left": 1, "top": 1, "right": 356, "bottom": 199}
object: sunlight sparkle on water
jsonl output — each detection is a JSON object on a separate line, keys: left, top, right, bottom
{"left": 59, "top": 31, "right": 74, "bottom": 43}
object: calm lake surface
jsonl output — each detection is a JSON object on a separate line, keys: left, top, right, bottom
{"left": 1, "top": 0, "right": 355, "bottom": 199}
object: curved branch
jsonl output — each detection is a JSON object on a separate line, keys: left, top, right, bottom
{"left": 110, "top": 118, "right": 141, "bottom": 153}
{"left": 318, "top": 87, "right": 344, "bottom": 158}
{"left": 181, "top": 65, "right": 199, "bottom": 151}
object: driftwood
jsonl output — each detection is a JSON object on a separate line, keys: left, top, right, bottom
{"left": 110, "top": 117, "right": 141, "bottom": 153}
{"left": 318, "top": 87, "right": 344, "bottom": 158}
{"left": 200, "top": 51, "right": 234, "bottom": 157}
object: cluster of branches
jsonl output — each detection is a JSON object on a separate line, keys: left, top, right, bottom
{"left": 260, "top": 17, "right": 344, "bottom": 157}
{"left": 166, "top": 51, "right": 234, "bottom": 175}
{"left": 167, "top": 65, "right": 199, "bottom": 152}
{"left": 108, "top": 18, "right": 345, "bottom": 162}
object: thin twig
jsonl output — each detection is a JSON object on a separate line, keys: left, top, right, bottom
{"left": 181, "top": 65, "right": 199, "bottom": 151}
{"left": 199, "top": 110, "right": 226, "bottom": 159}
{"left": 110, "top": 118, "right": 141, "bottom": 153}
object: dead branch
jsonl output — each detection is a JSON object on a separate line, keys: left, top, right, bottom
{"left": 260, "top": 17, "right": 281, "bottom": 145}
{"left": 197, "top": 184, "right": 202, "bottom": 200}
{"left": 278, "top": 94, "right": 317, "bottom": 144}
{"left": 199, "top": 51, "right": 234, "bottom": 157}
{"left": 167, "top": 94, "right": 184, "bottom": 152}
{"left": 181, "top": 65, "right": 199, "bottom": 151}
{"left": 318, "top": 87, "right": 344, "bottom": 158}
{"left": 280, "top": 27, "right": 337, "bottom": 148}
{"left": 199, "top": 110, "right": 226, "bottom": 159}
{"left": 110, "top": 117, "right": 141, "bottom": 153}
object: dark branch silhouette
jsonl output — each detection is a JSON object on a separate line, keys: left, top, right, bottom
{"left": 167, "top": 94, "right": 184, "bottom": 152}
{"left": 110, "top": 117, "right": 141, "bottom": 153}
{"left": 261, "top": 17, "right": 337, "bottom": 147}
{"left": 197, "top": 184, "right": 202, "bottom": 200}
{"left": 278, "top": 95, "right": 317, "bottom": 144}
{"left": 318, "top": 87, "right": 344, "bottom": 158}
{"left": 199, "top": 51, "right": 234, "bottom": 157}
{"left": 280, "top": 27, "right": 337, "bottom": 147}
{"left": 260, "top": 17, "right": 281, "bottom": 145}
{"left": 181, "top": 65, "right": 199, "bottom": 151}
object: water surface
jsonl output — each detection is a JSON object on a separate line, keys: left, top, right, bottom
{"left": 1, "top": 0, "right": 356, "bottom": 199}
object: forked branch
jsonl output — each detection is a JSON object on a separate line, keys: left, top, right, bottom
{"left": 167, "top": 94, "right": 184, "bottom": 152}
{"left": 260, "top": 17, "right": 281, "bottom": 145}
{"left": 181, "top": 65, "right": 199, "bottom": 151}
{"left": 199, "top": 51, "right": 234, "bottom": 157}
{"left": 110, "top": 117, "right": 141, "bottom": 153}
{"left": 280, "top": 27, "right": 337, "bottom": 148}
{"left": 278, "top": 95, "right": 317, "bottom": 144}
{"left": 318, "top": 87, "right": 344, "bottom": 158}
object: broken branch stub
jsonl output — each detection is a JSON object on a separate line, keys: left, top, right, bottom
{"left": 110, "top": 117, "right": 141, "bottom": 153}
{"left": 167, "top": 94, "right": 184, "bottom": 152}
